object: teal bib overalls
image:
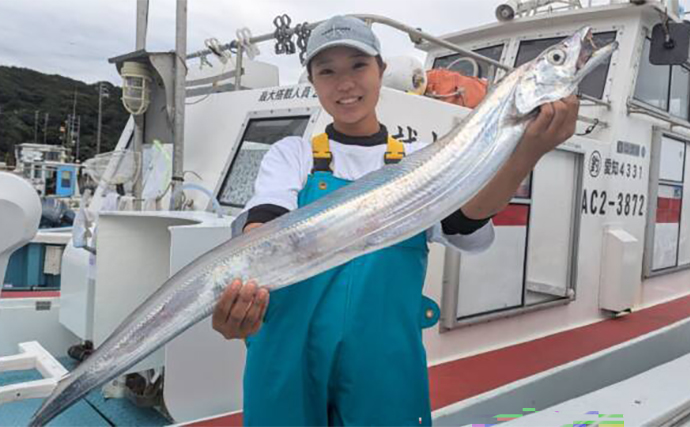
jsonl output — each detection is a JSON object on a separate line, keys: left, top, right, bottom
{"left": 243, "top": 134, "right": 435, "bottom": 426}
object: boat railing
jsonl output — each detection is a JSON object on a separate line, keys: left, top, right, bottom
{"left": 186, "top": 13, "right": 610, "bottom": 126}
{"left": 627, "top": 98, "right": 690, "bottom": 133}
{"left": 494, "top": 0, "right": 678, "bottom": 20}
{"left": 187, "top": 14, "right": 506, "bottom": 86}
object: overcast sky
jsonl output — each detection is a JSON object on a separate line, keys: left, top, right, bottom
{"left": 1, "top": 1, "right": 688, "bottom": 86}
{"left": 0, "top": 0, "right": 503, "bottom": 85}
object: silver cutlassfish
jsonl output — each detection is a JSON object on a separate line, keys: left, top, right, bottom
{"left": 30, "top": 27, "right": 616, "bottom": 426}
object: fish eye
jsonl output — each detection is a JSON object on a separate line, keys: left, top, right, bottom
{"left": 547, "top": 49, "right": 567, "bottom": 65}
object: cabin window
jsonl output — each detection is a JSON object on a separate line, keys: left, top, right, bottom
{"left": 515, "top": 36, "right": 566, "bottom": 66}
{"left": 579, "top": 32, "right": 617, "bottom": 99}
{"left": 45, "top": 152, "right": 60, "bottom": 161}
{"left": 634, "top": 38, "right": 671, "bottom": 111}
{"left": 433, "top": 44, "right": 505, "bottom": 79}
{"left": 646, "top": 133, "right": 689, "bottom": 275}
{"left": 45, "top": 170, "right": 56, "bottom": 195}
{"left": 442, "top": 148, "right": 583, "bottom": 328}
{"left": 61, "top": 170, "right": 72, "bottom": 189}
{"left": 631, "top": 35, "right": 690, "bottom": 121}
{"left": 515, "top": 32, "right": 617, "bottom": 100}
{"left": 217, "top": 116, "right": 310, "bottom": 208}
{"left": 670, "top": 65, "right": 690, "bottom": 120}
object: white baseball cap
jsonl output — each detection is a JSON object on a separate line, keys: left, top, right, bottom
{"left": 305, "top": 16, "right": 382, "bottom": 68}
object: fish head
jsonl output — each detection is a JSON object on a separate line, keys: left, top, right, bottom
{"left": 514, "top": 26, "right": 618, "bottom": 115}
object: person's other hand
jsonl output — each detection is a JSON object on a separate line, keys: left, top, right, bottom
{"left": 212, "top": 279, "right": 269, "bottom": 340}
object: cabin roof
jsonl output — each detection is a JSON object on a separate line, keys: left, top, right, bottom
{"left": 417, "top": 2, "right": 661, "bottom": 52}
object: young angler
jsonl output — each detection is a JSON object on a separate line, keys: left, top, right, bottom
{"left": 212, "top": 15, "right": 579, "bottom": 426}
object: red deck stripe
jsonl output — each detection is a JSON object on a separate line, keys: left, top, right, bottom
{"left": 492, "top": 204, "right": 529, "bottom": 227}
{"left": 188, "top": 413, "right": 243, "bottom": 427}
{"left": 0, "top": 291, "right": 60, "bottom": 299}
{"left": 186, "top": 293, "right": 690, "bottom": 426}
{"left": 428, "top": 293, "right": 690, "bottom": 409}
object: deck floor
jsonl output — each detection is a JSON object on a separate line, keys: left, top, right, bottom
{"left": 0, "top": 357, "right": 169, "bottom": 427}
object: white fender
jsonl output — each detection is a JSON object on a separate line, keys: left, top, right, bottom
{"left": 0, "top": 172, "right": 41, "bottom": 293}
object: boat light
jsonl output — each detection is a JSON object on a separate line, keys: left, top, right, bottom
{"left": 496, "top": 0, "right": 584, "bottom": 22}
{"left": 119, "top": 61, "right": 152, "bottom": 115}
{"left": 496, "top": 0, "right": 521, "bottom": 21}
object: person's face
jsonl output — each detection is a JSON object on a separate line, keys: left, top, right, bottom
{"left": 309, "top": 46, "right": 385, "bottom": 135}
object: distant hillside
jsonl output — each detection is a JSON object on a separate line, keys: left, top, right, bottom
{"left": 0, "top": 66, "right": 129, "bottom": 164}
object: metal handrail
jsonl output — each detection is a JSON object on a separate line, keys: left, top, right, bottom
{"left": 353, "top": 14, "right": 511, "bottom": 71}
{"left": 186, "top": 13, "right": 613, "bottom": 115}
{"left": 627, "top": 98, "right": 690, "bottom": 132}
{"left": 578, "top": 114, "right": 607, "bottom": 128}
{"left": 187, "top": 14, "right": 509, "bottom": 71}
{"left": 579, "top": 93, "right": 611, "bottom": 109}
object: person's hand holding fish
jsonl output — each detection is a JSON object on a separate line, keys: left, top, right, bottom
{"left": 212, "top": 223, "right": 269, "bottom": 339}
{"left": 520, "top": 94, "right": 580, "bottom": 159}
{"left": 212, "top": 278, "right": 269, "bottom": 339}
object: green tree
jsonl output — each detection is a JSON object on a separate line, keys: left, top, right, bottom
{"left": 0, "top": 66, "right": 129, "bottom": 163}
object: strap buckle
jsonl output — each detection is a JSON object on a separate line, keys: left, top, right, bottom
{"left": 384, "top": 136, "right": 405, "bottom": 164}
{"left": 311, "top": 133, "right": 333, "bottom": 172}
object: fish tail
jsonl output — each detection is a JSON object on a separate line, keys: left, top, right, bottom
{"left": 28, "top": 372, "right": 79, "bottom": 427}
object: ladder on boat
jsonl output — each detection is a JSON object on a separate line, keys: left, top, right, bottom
{"left": 0, "top": 341, "right": 67, "bottom": 405}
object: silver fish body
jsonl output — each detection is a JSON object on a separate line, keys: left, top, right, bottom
{"left": 29, "top": 27, "right": 616, "bottom": 426}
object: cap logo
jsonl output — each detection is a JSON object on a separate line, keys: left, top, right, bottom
{"left": 322, "top": 26, "right": 352, "bottom": 40}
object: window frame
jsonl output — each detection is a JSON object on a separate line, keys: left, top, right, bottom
{"left": 669, "top": 63, "right": 690, "bottom": 120}
{"left": 60, "top": 170, "right": 72, "bottom": 189}
{"left": 432, "top": 42, "right": 507, "bottom": 81}
{"left": 643, "top": 128, "right": 690, "bottom": 277}
{"left": 632, "top": 30, "right": 690, "bottom": 123}
{"left": 440, "top": 145, "right": 585, "bottom": 331}
{"left": 633, "top": 37, "right": 672, "bottom": 112}
{"left": 512, "top": 30, "right": 618, "bottom": 100}
{"left": 211, "top": 107, "right": 319, "bottom": 215}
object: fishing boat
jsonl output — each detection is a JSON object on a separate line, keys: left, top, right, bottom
{"left": 1, "top": 143, "right": 80, "bottom": 307}
{"left": 12, "top": 144, "right": 79, "bottom": 203}
{"left": 2, "top": 0, "right": 690, "bottom": 425}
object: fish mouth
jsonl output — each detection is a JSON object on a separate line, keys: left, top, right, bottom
{"left": 574, "top": 27, "right": 618, "bottom": 82}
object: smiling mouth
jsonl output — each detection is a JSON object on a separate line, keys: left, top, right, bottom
{"left": 337, "top": 97, "right": 363, "bottom": 105}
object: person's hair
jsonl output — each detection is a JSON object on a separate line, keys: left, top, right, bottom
{"left": 307, "top": 55, "right": 385, "bottom": 81}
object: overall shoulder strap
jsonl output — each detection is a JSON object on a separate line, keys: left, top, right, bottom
{"left": 384, "top": 136, "right": 405, "bottom": 164}
{"left": 311, "top": 133, "right": 333, "bottom": 173}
